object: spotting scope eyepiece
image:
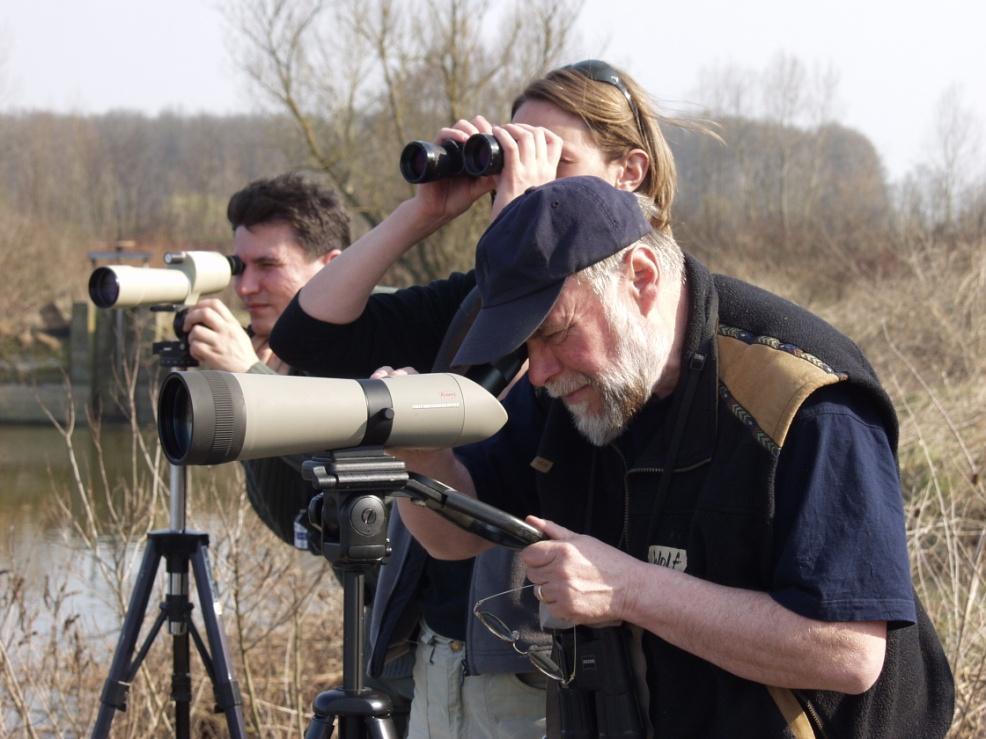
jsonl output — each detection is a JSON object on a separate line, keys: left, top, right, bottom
{"left": 88, "top": 251, "right": 244, "bottom": 308}
{"left": 157, "top": 371, "right": 508, "bottom": 465}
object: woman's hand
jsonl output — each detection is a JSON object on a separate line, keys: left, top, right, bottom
{"left": 489, "top": 123, "right": 564, "bottom": 219}
{"left": 408, "top": 116, "right": 498, "bottom": 224}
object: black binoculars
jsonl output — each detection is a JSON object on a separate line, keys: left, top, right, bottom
{"left": 554, "top": 626, "right": 645, "bottom": 738}
{"left": 399, "top": 134, "right": 503, "bottom": 183}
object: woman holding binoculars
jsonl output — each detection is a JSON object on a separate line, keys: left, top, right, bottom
{"left": 270, "top": 59, "right": 679, "bottom": 739}
{"left": 275, "top": 59, "right": 675, "bottom": 346}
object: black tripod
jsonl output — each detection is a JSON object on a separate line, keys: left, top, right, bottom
{"left": 91, "top": 316, "right": 246, "bottom": 738}
{"left": 302, "top": 448, "right": 407, "bottom": 739}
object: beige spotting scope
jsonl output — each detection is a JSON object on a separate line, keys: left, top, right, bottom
{"left": 158, "top": 371, "right": 508, "bottom": 465}
{"left": 88, "top": 251, "right": 243, "bottom": 308}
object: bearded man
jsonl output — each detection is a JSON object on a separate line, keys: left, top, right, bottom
{"left": 392, "top": 176, "right": 954, "bottom": 738}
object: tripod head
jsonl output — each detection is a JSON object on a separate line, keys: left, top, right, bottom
{"left": 302, "top": 448, "right": 407, "bottom": 570}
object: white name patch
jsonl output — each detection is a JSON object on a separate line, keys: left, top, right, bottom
{"left": 648, "top": 545, "right": 687, "bottom": 572}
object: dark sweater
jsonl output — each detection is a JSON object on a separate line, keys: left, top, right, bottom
{"left": 270, "top": 272, "right": 478, "bottom": 641}
{"left": 271, "top": 272, "right": 477, "bottom": 378}
{"left": 270, "top": 272, "right": 546, "bottom": 673}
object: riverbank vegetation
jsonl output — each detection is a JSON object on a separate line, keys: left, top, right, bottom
{"left": 1, "top": 0, "right": 983, "bottom": 735}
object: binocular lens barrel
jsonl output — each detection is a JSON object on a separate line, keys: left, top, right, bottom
{"left": 399, "top": 140, "right": 464, "bottom": 183}
{"left": 399, "top": 134, "right": 504, "bottom": 183}
{"left": 88, "top": 267, "right": 121, "bottom": 308}
{"left": 463, "top": 134, "right": 503, "bottom": 177}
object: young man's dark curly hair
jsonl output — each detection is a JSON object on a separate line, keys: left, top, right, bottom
{"left": 226, "top": 173, "right": 351, "bottom": 257}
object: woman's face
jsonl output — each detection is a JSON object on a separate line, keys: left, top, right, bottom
{"left": 512, "top": 99, "right": 628, "bottom": 186}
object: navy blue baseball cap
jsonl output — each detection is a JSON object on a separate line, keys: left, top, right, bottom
{"left": 452, "top": 176, "right": 651, "bottom": 367}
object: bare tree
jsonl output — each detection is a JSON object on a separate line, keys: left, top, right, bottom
{"left": 225, "top": 0, "right": 585, "bottom": 284}
{"left": 925, "top": 85, "right": 983, "bottom": 233}
{"left": 682, "top": 53, "right": 888, "bottom": 283}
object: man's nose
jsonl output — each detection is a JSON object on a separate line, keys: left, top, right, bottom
{"left": 235, "top": 267, "right": 258, "bottom": 297}
{"left": 525, "top": 340, "right": 560, "bottom": 388}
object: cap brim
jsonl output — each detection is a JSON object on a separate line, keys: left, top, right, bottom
{"left": 452, "top": 280, "right": 563, "bottom": 367}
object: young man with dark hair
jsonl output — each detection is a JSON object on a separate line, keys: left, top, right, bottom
{"left": 183, "top": 174, "right": 414, "bottom": 733}
{"left": 183, "top": 172, "right": 350, "bottom": 542}
{"left": 186, "top": 172, "right": 350, "bottom": 371}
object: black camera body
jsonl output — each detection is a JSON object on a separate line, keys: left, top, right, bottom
{"left": 399, "top": 134, "right": 503, "bottom": 183}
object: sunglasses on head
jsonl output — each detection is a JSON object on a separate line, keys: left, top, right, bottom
{"left": 564, "top": 59, "right": 642, "bottom": 128}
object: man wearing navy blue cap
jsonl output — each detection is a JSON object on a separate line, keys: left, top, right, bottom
{"left": 396, "top": 176, "right": 953, "bottom": 737}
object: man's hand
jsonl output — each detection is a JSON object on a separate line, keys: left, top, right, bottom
{"left": 522, "top": 516, "right": 637, "bottom": 625}
{"left": 526, "top": 519, "right": 888, "bottom": 693}
{"left": 183, "top": 298, "right": 260, "bottom": 372}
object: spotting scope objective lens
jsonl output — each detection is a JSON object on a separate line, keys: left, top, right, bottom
{"left": 158, "top": 373, "right": 195, "bottom": 461}
{"left": 88, "top": 268, "right": 121, "bottom": 309}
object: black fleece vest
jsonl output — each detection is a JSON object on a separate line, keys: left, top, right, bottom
{"left": 533, "top": 257, "right": 954, "bottom": 738}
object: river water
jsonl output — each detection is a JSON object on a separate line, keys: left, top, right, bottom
{"left": 0, "top": 423, "right": 239, "bottom": 637}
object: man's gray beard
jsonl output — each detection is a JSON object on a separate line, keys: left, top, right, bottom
{"left": 545, "top": 297, "right": 667, "bottom": 446}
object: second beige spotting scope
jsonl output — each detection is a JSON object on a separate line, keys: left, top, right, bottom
{"left": 158, "top": 371, "right": 508, "bottom": 465}
{"left": 89, "top": 251, "right": 243, "bottom": 308}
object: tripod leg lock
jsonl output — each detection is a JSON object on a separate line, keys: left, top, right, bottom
{"left": 172, "top": 672, "right": 192, "bottom": 703}
{"left": 213, "top": 678, "right": 244, "bottom": 713}
{"left": 99, "top": 679, "right": 131, "bottom": 711}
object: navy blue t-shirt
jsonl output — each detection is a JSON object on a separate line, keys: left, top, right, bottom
{"left": 457, "top": 380, "right": 916, "bottom": 627}
{"left": 769, "top": 384, "right": 915, "bottom": 626}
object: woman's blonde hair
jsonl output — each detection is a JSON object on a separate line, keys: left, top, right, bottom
{"left": 512, "top": 61, "right": 677, "bottom": 235}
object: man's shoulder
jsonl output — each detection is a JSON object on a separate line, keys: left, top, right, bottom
{"left": 715, "top": 326, "right": 848, "bottom": 451}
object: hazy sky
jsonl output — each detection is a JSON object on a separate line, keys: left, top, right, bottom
{"left": 2, "top": 0, "right": 983, "bottom": 181}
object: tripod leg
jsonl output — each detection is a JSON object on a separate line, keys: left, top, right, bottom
{"left": 164, "top": 549, "right": 193, "bottom": 739}
{"left": 190, "top": 539, "right": 247, "bottom": 738}
{"left": 304, "top": 712, "right": 337, "bottom": 739}
{"left": 91, "top": 537, "right": 163, "bottom": 739}
{"left": 365, "top": 716, "right": 400, "bottom": 739}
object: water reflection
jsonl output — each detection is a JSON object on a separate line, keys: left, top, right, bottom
{"left": 0, "top": 423, "right": 244, "bottom": 635}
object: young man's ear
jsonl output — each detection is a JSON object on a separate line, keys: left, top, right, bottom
{"left": 320, "top": 248, "right": 343, "bottom": 267}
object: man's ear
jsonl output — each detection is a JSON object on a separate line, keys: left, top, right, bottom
{"left": 624, "top": 245, "right": 660, "bottom": 315}
{"left": 616, "top": 149, "right": 649, "bottom": 192}
{"left": 320, "top": 248, "right": 343, "bottom": 267}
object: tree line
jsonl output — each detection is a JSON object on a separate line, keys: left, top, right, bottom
{"left": 0, "top": 101, "right": 962, "bottom": 340}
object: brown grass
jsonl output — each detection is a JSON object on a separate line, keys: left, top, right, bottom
{"left": 1, "top": 233, "right": 984, "bottom": 737}
{"left": 1, "top": 371, "right": 346, "bottom": 737}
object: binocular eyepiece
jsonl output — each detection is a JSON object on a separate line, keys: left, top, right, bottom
{"left": 399, "top": 134, "right": 503, "bottom": 183}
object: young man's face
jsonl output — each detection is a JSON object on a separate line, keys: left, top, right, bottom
{"left": 232, "top": 222, "right": 333, "bottom": 339}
